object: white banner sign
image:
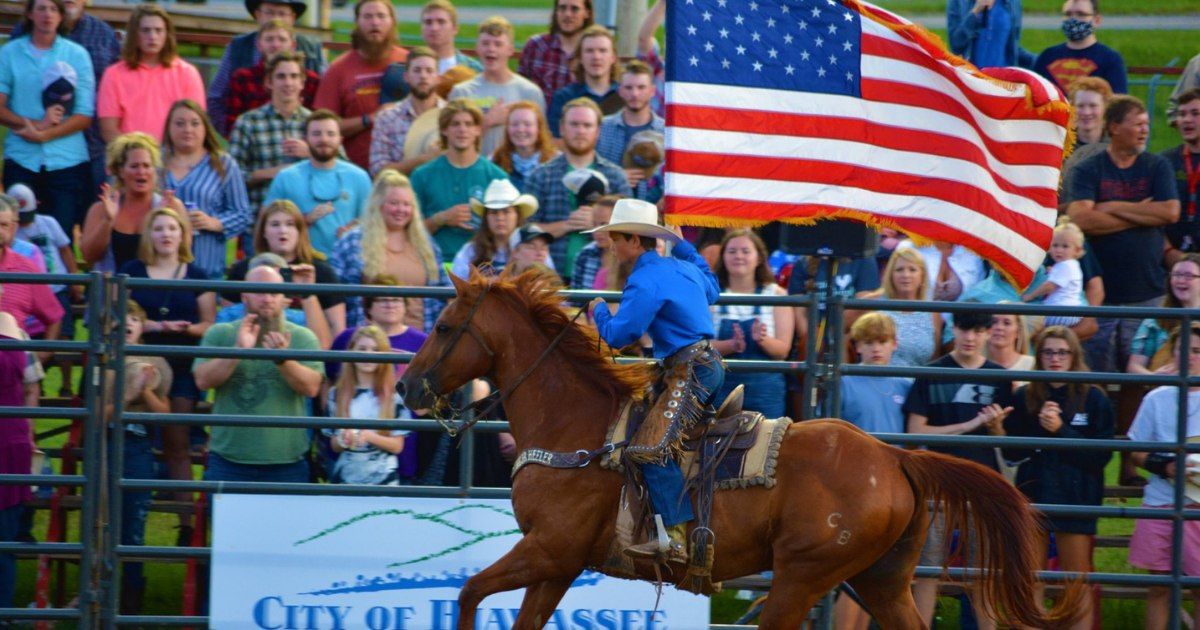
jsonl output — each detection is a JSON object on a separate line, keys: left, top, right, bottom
{"left": 211, "top": 494, "right": 711, "bottom": 629}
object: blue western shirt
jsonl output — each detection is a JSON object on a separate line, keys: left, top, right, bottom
{"left": 593, "top": 239, "right": 718, "bottom": 358}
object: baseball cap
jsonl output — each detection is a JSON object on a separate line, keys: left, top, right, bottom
{"left": 7, "top": 184, "right": 37, "bottom": 223}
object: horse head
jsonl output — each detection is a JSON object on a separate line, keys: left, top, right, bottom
{"left": 401, "top": 270, "right": 499, "bottom": 410}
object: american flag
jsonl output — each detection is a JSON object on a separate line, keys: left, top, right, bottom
{"left": 663, "top": 0, "right": 1071, "bottom": 288}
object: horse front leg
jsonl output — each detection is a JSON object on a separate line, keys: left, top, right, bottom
{"left": 512, "top": 576, "right": 575, "bottom": 630}
{"left": 457, "top": 535, "right": 578, "bottom": 630}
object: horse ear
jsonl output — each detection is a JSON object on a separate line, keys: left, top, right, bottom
{"left": 449, "top": 272, "right": 470, "bottom": 296}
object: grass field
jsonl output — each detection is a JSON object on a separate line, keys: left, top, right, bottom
{"left": 879, "top": 0, "right": 1200, "bottom": 15}
{"left": 381, "top": 0, "right": 1200, "bottom": 14}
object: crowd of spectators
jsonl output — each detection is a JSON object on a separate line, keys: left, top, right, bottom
{"left": 0, "top": 0, "right": 1198, "bottom": 623}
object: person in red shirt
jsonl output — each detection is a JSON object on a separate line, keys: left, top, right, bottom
{"left": 224, "top": 20, "right": 319, "bottom": 132}
{"left": 0, "top": 199, "right": 63, "bottom": 360}
{"left": 312, "top": 0, "right": 407, "bottom": 170}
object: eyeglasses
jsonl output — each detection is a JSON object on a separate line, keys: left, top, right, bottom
{"left": 1062, "top": 11, "right": 1094, "bottom": 18}
{"left": 1171, "top": 272, "right": 1200, "bottom": 281}
{"left": 1039, "top": 349, "right": 1072, "bottom": 358}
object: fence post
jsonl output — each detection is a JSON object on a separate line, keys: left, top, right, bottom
{"left": 80, "top": 272, "right": 111, "bottom": 628}
{"left": 105, "top": 279, "right": 131, "bottom": 624}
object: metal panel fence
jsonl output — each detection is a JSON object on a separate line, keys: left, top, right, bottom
{"left": 1, "top": 271, "right": 1198, "bottom": 627}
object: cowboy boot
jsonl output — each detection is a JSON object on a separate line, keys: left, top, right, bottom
{"left": 623, "top": 523, "right": 689, "bottom": 563}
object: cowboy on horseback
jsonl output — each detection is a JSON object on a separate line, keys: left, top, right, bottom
{"left": 586, "top": 199, "right": 725, "bottom": 564}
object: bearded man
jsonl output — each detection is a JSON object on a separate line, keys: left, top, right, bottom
{"left": 528, "top": 98, "right": 630, "bottom": 272}
{"left": 312, "top": 0, "right": 407, "bottom": 170}
{"left": 263, "top": 110, "right": 372, "bottom": 256}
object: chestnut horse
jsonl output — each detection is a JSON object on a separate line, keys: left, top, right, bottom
{"left": 401, "top": 271, "right": 1079, "bottom": 629}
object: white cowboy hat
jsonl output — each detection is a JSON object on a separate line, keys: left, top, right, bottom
{"left": 585, "top": 198, "right": 680, "bottom": 243}
{"left": 469, "top": 179, "right": 539, "bottom": 219}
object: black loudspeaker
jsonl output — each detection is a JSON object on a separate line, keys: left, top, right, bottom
{"left": 778, "top": 219, "right": 879, "bottom": 258}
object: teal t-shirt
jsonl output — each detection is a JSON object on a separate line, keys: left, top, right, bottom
{"left": 410, "top": 155, "right": 508, "bottom": 262}
{"left": 194, "top": 319, "right": 323, "bottom": 464}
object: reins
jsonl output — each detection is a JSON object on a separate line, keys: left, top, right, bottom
{"left": 423, "top": 282, "right": 589, "bottom": 437}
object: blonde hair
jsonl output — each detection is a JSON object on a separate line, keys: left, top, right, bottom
{"left": 477, "top": 15, "right": 513, "bottom": 40}
{"left": 572, "top": 25, "right": 620, "bottom": 84}
{"left": 334, "top": 325, "right": 396, "bottom": 420}
{"left": 137, "top": 207, "right": 194, "bottom": 264}
{"left": 106, "top": 132, "right": 161, "bottom": 189}
{"left": 1052, "top": 218, "right": 1085, "bottom": 255}
{"left": 422, "top": 0, "right": 458, "bottom": 24}
{"left": 560, "top": 96, "right": 603, "bottom": 126}
{"left": 880, "top": 247, "right": 929, "bottom": 300}
{"left": 850, "top": 312, "right": 897, "bottom": 344}
{"left": 361, "top": 170, "right": 440, "bottom": 282}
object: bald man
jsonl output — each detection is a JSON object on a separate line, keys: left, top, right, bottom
{"left": 194, "top": 265, "right": 323, "bottom": 482}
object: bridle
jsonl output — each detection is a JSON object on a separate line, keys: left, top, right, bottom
{"left": 416, "top": 281, "right": 586, "bottom": 436}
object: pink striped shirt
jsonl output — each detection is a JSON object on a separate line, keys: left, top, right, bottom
{"left": 0, "top": 249, "right": 64, "bottom": 333}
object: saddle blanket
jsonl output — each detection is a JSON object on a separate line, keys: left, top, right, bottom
{"left": 600, "top": 400, "right": 793, "bottom": 489}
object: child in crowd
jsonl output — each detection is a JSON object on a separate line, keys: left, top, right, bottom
{"left": 839, "top": 312, "right": 912, "bottom": 434}
{"left": 1128, "top": 322, "right": 1200, "bottom": 630}
{"left": 114, "top": 300, "right": 171, "bottom": 614}
{"left": 1023, "top": 220, "right": 1085, "bottom": 327}
{"left": 327, "top": 326, "right": 414, "bottom": 486}
{"left": 507, "top": 225, "right": 555, "bottom": 276}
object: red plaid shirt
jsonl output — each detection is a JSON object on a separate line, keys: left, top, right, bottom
{"left": 226, "top": 62, "right": 320, "bottom": 133}
{"left": 517, "top": 32, "right": 574, "bottom": 104}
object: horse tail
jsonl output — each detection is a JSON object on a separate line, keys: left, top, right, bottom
{"left": 898, "top": 449, "right": 1084, "bottom": 629}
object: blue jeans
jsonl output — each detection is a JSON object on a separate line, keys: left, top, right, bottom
{"left": 3, "top": 159, "right": 92, "bottom": 235}
{"left": 204, "top": 453, "right": 309, "bottom": 483}
{"left": 642, "top": 350, "right": 725, "bottom": 528}
{"left": 122, "top": 434, "right": 155, "bottom": 592}
{"left": 0, "top": 504, "right": 20, "bottom": 608}
{"left": 1083, "top": 296, "right": 1162, "bottom": 373}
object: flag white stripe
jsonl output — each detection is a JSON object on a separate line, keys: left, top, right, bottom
{"left": 667, "top": 83, "right": 1063, "bottom": 186}
{"left": 858, "top": 18, "right": 1037, "bottom": 101}
{"left": 666, "top": 173, "right": 1049, "bottom": 265}
{"left": 667, "top": 127, "right": 1055, "bottom": 219}
{"left": 860, "top": 55, "right": 1068, "bottom": 145}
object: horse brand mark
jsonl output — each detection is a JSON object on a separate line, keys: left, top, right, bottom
{"left": 827, "top": 513, "right": 842, "bottom": 528}
{"left": 838, "top": 530, "right": 852, "bottom": 545}
{"left": 869, "top": 475, "right": 877, "bottom": 487}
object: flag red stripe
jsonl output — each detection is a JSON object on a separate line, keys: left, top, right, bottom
{"left": 668, "top": 149, "right": 1054, "bottom": 243}
{"left": 668, "top": 103, "right": 1061, "bottom": 197}
{"left": 863, "top": 35, "right": 1069, "bottom": 127}
{"left": 668, "top": 196, "right": 1039, "bottom": 286}
{"left": 860, "top": 78, "right": 1064, "bottom": 167}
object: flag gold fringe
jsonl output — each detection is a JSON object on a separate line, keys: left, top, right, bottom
{"left": 667, "top": 209, "right": 1033, "bottom": 288}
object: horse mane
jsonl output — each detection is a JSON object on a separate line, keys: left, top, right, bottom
{"left": 470, "top": 270, "right": 654, "bottom": 399}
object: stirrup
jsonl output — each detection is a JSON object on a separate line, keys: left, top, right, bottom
{"left": 715, "top": 385, "right": 744, "bottom": 420}
{"left": 623, "top": 515, "right": 688, "bottom": 563}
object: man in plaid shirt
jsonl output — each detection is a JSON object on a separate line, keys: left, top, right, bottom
{"left": 529, "top": 98, "right": 630, "bottom": 273}
{"left": 571, "top": 194, "right": 616, "bottom": 289}
{"left": 224, "top": 21, "right": 320, "bottom": 133}
{"left": 229, "top": 51, "right": 313, "bottom": 222}
{"left": 517, "top": 0, "right": 594, "bottom": 104}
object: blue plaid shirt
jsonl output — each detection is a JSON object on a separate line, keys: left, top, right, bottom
{"left": 596, "top": 110, "right": 665, "bottom": 202}
{"left": 571, "top": 241, "right": 605, "bottom": 290}
{"left": 329, "top": 225, "right": 451, "bottom": 332}
{"left": 527, "top": 154, "right": 630, "bottom": 271}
